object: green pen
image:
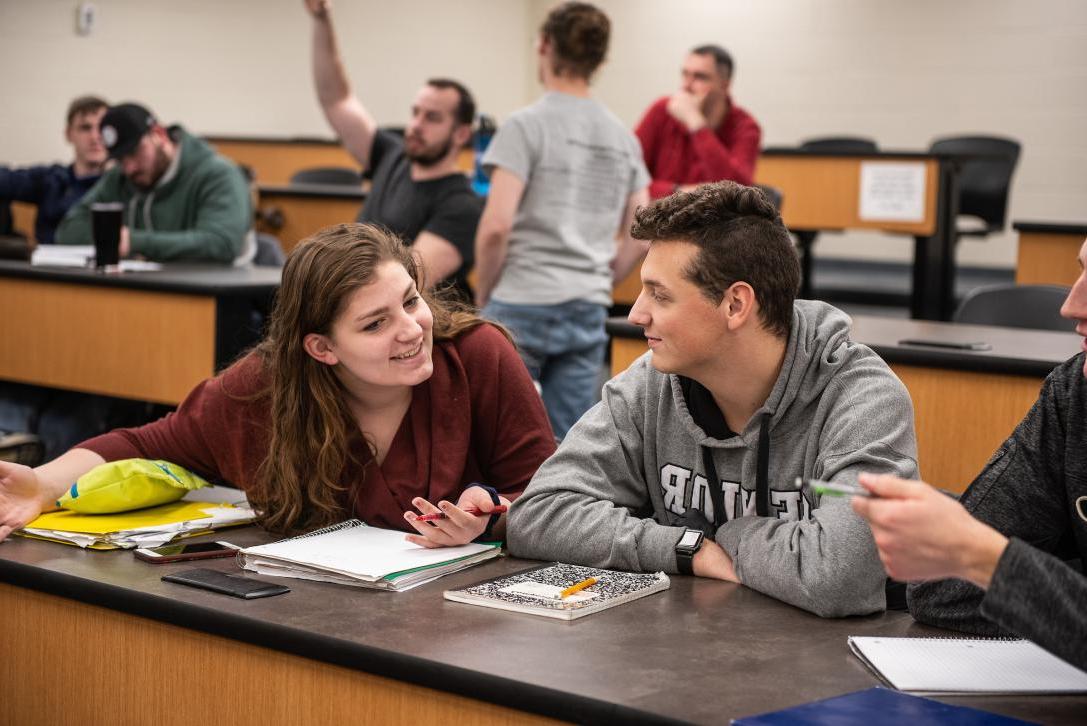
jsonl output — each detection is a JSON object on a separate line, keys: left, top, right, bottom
{"left": 796, "top": 477, "right": 873, "bottom": 498}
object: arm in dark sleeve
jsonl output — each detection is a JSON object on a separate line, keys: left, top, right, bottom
{"left": 0, "top": 166, "right": 49, "bottom": 203}
{"left": 908, "top": 369, "right": 1071, "bottom": 635}
{"left": 129, "top": 163, "right": 250, "bottom": 262}
{"left": 422, "top": 190, "right": 482, "bottom": 271}
{"left": 467, "top": 325, "right": 555, "bottom": 502}
{"left": 980, "top": 538, "right": 1087, "bottom": 670}
{"left": 688, "top": 116, "right": 761, "bottom": 186}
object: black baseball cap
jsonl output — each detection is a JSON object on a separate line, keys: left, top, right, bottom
{"left": 99, "top": 103, "right": 157, "bottom": 160}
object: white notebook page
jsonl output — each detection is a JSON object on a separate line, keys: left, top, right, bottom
{"left": 242, "top": 521, "right": 495, "bottom": 579}
{"left": 849, "top": 636, "right": 1087, "bottom": 693}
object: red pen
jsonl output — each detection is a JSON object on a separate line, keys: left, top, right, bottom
{"left": 414, "top": 504, "right": 508, "bottom": 522}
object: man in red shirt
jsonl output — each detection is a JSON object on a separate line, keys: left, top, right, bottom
{"left": 635, "top": 45, "right": 761, "bottom": 199}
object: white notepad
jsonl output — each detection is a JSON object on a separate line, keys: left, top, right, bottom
{"left": 849, "top": 636, "right": 1087, "bottom": 694}
{"left": 238, "top": 519, "right": 500, "bottom": 592}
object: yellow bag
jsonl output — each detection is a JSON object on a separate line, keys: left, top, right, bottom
{"left": 56, "top": 459, "right": 211, "bottom": 514}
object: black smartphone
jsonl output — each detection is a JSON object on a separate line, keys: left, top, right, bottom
{"left": 134, "top": 541, "right": 238, "bottom": 564}
{"left": 161, "top": 568, "right": 290, "bottom": 599}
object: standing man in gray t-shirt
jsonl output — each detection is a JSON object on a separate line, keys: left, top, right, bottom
{"left": 474, "top": 1, "right": 649, "bottom": 439}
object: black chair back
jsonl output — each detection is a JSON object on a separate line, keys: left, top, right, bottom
{"left": 929, "top": 136, "right": 1020, "bottom": 234}
{"left": 952, "top": 283, "right": 1070, "bottom": 331}
{"left": 290, "top": 166, "right": 364, "bottom": 186}
{"left": 799, "top": 137, "right": 879, "bottom": 154}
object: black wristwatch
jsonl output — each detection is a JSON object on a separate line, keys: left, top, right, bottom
{"left": 675, "top": 528, "right": 705, "bottom": 576}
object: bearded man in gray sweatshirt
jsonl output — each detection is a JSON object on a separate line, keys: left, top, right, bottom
{"left": 508, "top": 182, "right": 918, "bottom": 618}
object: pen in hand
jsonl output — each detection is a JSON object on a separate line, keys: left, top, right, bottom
{"left": 797, "top": 477, "right": 873, "bottom": 498}
{"left": 413, "top": 504, "right": 509, "bottom": 522}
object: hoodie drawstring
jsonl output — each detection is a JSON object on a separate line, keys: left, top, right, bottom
{"left": 701, "top": 412, "right": 772, "bottom": 525}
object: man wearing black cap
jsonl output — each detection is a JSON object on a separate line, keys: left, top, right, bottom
{"left": 56, "top": 103, "right": 253, "bottom": 264}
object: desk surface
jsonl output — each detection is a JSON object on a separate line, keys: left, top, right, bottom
{"left": 259, "top": 182, "right": 368, "bottom": 200}
{"left": 1, "top": 531, "right": 1083, "bottom": 725}
{"left": 607, "top": 314, "right": 1079, "bottom": 378}
{"left": 0, "top": 259, "right": 282, "bottom": 296}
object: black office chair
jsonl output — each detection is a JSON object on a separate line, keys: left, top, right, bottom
{"left": 929, "top": 136, "right": 1020, "bottom": 240}
{"left": 754, "top": 184, "right": 783, "bottom": 213}
{"left": 798, "top": 136, "right": 879, "bottom": 155}
{"left": 952, "top": 283, "right": 1070, "bottom": 332}
{"left": 289, "top": 166, "right": 364, "bottom": 186}
{"left": 793, "top": 137, "right": 881, "bottom": 298}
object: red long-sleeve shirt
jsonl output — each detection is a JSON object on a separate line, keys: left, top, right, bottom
{"left": 635, "top": 96, "right": 762, "bottom": 198}
{"left": 78, "top": 324, "right": 556, "bottom": 531}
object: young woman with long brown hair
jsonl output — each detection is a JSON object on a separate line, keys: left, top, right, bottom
{"left": 0, "top": 223, "right": 555, "bottom": 546}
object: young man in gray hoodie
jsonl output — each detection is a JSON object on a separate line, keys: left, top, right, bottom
{"left": 508, "top": 182, "right": 918, "bottom": 618}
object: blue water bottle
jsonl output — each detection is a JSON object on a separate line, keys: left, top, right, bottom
{"left": 471, "top": 114, "right": 496, "bottom": 197}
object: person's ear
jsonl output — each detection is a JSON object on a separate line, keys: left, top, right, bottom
{"left": 453, "top": 123, "right": 472, "bottom": 150}
{"left": 720, "top": 282, "right": 757, "bottom": 331}
{"left": 302, "top": 333, "right": 339, "bottom": 366}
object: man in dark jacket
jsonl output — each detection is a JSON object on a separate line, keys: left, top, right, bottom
{"left": 853, "top": 239, "right": 1087, "bottom": 671}
{"left": 56, "top": 102, "right": 253, "bottom": 263}
{"left": 0, "top": 96, "right": 108, "bottom": 243}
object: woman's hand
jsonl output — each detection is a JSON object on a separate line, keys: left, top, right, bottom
{"left": 403, "top": 486, "right": 510, "bottom": 548}
{"left": 0, "top": 460, "right": 48, "bottom": 542}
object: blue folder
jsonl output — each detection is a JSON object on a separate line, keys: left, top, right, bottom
{"left": 732, "top": 687, "right": 1036, "bottom": 725}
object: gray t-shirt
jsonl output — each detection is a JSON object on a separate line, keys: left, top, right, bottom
{"left": 483, "top": 92, "right": 649, "bottom": 306}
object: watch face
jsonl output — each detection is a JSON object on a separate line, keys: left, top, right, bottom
{"left": 679, "top": 529, "right": 703, "bottom": 549}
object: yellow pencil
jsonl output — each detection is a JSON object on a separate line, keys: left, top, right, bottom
{"left": 559, "top": 576, "right": 598, "bottom": 599}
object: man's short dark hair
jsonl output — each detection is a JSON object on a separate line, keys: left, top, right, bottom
{"left": 631, "top": 182, "right": 799, "bottom": 338}
{"left": 690, "top": 44, "right": 733, "bottom": 80}
{"left": 66, "top": 95, "right": 108, "bottom": 127}
{"left": 426, "top": 78, "right": 475, "bottom": 127}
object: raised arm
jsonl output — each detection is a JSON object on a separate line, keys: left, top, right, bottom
{"left": 305, "top": 0, "right": 378, "bottom": 170}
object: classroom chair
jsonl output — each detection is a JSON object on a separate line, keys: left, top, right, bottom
{"left": 952, "top": 283, "right": 1070, "bottom": 332}
{"left": 793, "top": 137, "right": 881, "bottom": 298}
{"left": 929, "top": 135, "right": 1020, "bottom": 243}
{"left": 289, "top": 166, "right": 364, "bottom": 186}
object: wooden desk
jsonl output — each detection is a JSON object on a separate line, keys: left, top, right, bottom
{"left": 2, "top": 531, "right": 1082, "bottom": 725}
{"left": 257, "top": 183, "right": 367, "bottom": 253}
{"left": 1014, "top": 220, "right": 1087, "bottom": 286}
{"left": 607, "top": 314, "right": 1079, "bottom": 492}
{"left": 208, "top": 135, "right": 475, "bottom": 186}
{"left": 0, "top": 261, "right": 281, "bottom": 405}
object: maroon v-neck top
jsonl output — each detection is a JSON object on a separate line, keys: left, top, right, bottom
{"left": 78, "top": 324, "right": 556, "bottom": 531}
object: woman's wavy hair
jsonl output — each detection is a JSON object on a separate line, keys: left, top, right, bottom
{"left": 249, "top": 223, "right": 493, "bottom": 534}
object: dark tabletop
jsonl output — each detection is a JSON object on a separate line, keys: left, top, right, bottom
{"left": 0, "top": 259, "right": 282, "bottom": 296}
{"left": 607, "top": 315, "right": 1080, "bottom": 378}
{"left": 1013, "top": 220, "right": 1087, "bottom": 236}
{"left": 1, "top": 531, "right": 1083, "bottom": 725}
{"left": 258, "top": 183, "right": 367, "bottom": 200}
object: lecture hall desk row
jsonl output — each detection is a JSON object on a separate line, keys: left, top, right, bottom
{"left": 2, "top": 526, "right": 1084, "bottom": 725}
{"left": 607, "top": 314, "right": 1080, "bottom": 494}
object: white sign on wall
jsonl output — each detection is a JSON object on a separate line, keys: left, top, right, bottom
{"left": 858, "top": 162, "right": 927, "bottom": 222}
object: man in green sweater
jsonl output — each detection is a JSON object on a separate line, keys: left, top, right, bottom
{"left": 56, "top": 102, "right": 253, "bottom": 263}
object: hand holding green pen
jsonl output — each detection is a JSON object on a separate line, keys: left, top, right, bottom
{"left": 796, "top": 477, "right": 873, "bottom": 498}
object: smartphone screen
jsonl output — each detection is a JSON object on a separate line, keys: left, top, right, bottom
{"left": 134, "top": 541, "right": 237, "bottom": 563}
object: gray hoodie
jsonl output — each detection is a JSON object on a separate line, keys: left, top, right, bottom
{"left": 508, "top": 300, "right": 918, "bottom": 617}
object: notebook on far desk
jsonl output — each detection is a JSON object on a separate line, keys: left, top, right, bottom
{"left": 848, "top": 636, "right": 1087, "bottom": 695}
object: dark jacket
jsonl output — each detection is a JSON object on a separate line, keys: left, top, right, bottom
{"left": 0, "top": 164, "right": 100, "bottom": 243}
{"left": 908, "top": 354, "right": 1087, "bottom": 671}
{"left": 56, "top": 127, "right": 250, "bottom": 263}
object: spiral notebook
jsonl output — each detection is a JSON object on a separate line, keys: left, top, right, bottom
{"left": 848, "top": 636, "right": 1087, "bottom": 695}
{"left": 237, "top": 519, "right": 500, "bottom": 592}
{"left": 443, "top": 562, "right": 670, "bottom": 620}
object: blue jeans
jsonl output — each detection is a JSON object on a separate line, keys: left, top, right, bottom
{"left": 483, "top": 299, "right": 606, "bottom": 440}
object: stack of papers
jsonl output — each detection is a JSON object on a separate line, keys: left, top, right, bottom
{"left": 18, "top": 486, "right": 256, "bottom": 550}
{"left": 30, "top": 244, "right": 162, "bottom": 272}
{"left": 238, "top": 519, "right": 500, "bottom": 592}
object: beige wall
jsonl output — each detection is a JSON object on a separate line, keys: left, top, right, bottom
{"left": 4, "top": 0, "right": 1085, "bottom": 268}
